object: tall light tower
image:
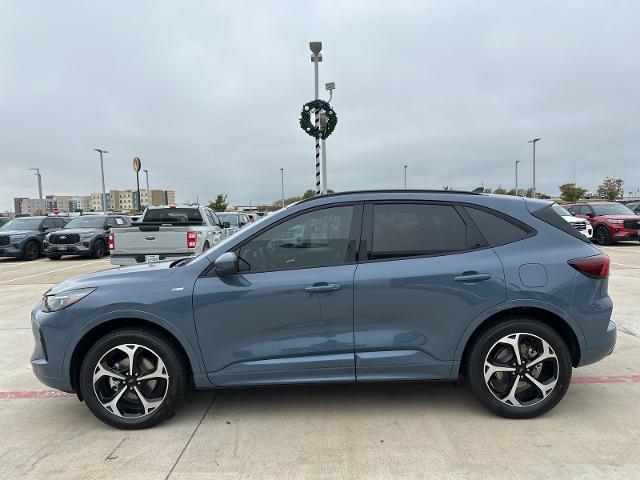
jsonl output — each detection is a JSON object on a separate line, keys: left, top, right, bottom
{"left": 528, "top": 138, "right": 541, "bottom": 198}
{"left": 28, "top": 168, "right": 43, "bottom": 200}
{"left": 515, "top": 160, "right": 521, "bottom": 196}
{"left": 310, "top": 41, "right": 322, "bottom": 195}
{"left": 93, "top": 148, "right": 108, "bottom": 212}
{"left": 280, "top": 168, "right": 285, "bottom": 208}
{"left": 404, "top": 165, "right": 408, "bottom": 189}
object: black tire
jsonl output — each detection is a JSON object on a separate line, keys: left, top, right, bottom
{"left": 47, "top": 253, "right": 62, "bottom": 260}
{"left": 91, "top": 238, "right": 106, "bottom": 259}
{"left": 79, "top": 327, "right": 188, "bottom": 429}
{"left": 202, "top": 241, "right": 210, "bottom": 253}
{"left": 595, "top": 225, "right": 613, "bottom": 245}
{"left": 21, "top": 240, "right": 40, "bottom": 261}
{"left": 464, "top": 317, "right": 572, "bottom": 419}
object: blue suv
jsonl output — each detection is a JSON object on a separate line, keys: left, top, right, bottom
{"left": 0, "top": 216, "right": 67, "bottom": 260}
{"left": 31, "top": 191, "right": 615, "bottom": 428}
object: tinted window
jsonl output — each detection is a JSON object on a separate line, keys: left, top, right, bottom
{"left": 43, "top": 219, "right": 55, "bottom": 229}
{"left": 371, "top": 204, "right": 466, "bottom": 259}
{"left": 66, "top": 216, "right": 106, "bottom": 228}
{"left": 591, "top": 203, "right": 634, "bottom": 215}
{"left": 238, "top": 205, "right": 355, "bottom": 272}
{"left": 465, "top": 207, "right": 531, "bottom": 246}
{"left": 1, "top": 218, "right": 43, "bottom": 230}
{"left": 142, "top": 208, "right": 203, "bottom": 223}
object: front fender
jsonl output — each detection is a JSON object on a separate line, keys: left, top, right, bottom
{"left": 61, "top": 307, "right": 207, "bottom": 379}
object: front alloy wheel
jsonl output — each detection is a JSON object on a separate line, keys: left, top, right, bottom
{"left": 80, "top": 328, "right": 187, "bottom": 429}
{"left": 465, "top": 318, "right": 571, "bottom": 418}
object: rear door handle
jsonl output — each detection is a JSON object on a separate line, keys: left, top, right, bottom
{"left": 454, "top": 273, "right": 492, "bottom": 283}
{"left": 304, "top": 283, "right": 342, "bottom": 293}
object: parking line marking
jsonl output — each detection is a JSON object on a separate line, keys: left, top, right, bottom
{"left": 0, "top": 390, "right": 72, "bottom": 399}
{"left": 0, "top": 260, "right": 111, "bottom": 284}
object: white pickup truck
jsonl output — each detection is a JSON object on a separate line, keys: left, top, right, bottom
{"left": 109, "top": 205, "right": 230, "bottom": 266}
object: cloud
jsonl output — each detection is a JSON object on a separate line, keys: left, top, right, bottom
{"left": 1, "top": 0, "right": 639, "bottom": 211}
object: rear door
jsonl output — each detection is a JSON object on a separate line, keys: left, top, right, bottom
{"left": 353, "top": 202, "right": 505, "bottom": 381}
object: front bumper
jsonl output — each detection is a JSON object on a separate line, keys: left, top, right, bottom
{"left": 30, "top": 310, "right": 75, "bottom": 392}
{"left": 580, "top": 226, "right": 593, "bottom": 239}
{"left": 44, "top": 240, "right": 92, "bottom": 256}
{"left": 0, "top": 243, "right": 23, "bottom": 257}
{"left": 612, "top": 228, "right": 640, "bottom": 241}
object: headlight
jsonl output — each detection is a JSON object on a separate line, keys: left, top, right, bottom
{"left": 609, "top": 219, "right": 624, "bottom": 225}
{"left": 80, "top": 232, "right": 94, "bottom": 239}
{"left": 41, "top": 288, "right": 95, "bottom": 312}
{"left": 11, "top": 234, "right": 26, "bottom": 240}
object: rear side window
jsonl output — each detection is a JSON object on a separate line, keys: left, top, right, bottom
{"left": 370, "top": 204, "right": 467, "bottom": 259}
{"left": 530, "top": 205, "right": 589, "bottom": 243}
{"left": 465, "top": 207, "right": 533, "bottom": 246}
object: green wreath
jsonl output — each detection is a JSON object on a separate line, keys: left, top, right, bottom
{"left": 299, "top": 99, "right": 337, "bottom": 140}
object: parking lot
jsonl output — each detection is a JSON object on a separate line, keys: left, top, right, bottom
{"left": 1, "top": 246, "right": 639, "bottom": 480}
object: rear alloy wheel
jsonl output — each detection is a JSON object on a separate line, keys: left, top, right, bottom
{"left": 465, "top": 318, "right": 571, "bottom": 418}
{"left": 80, "top": 328, "right": 187, "bottom": 429}
{"left": 22, "top": 240, "right": 40, "bottom": 261}
{"left": 595, "top": 226, "right": 613, "bottom": 245}
{"left": 91, "top": 238, "right": 106, "bottom": 259}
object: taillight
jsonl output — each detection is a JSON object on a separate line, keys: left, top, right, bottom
{"left": 187, "top": 231, "right": 197, "bottom": 248}
{"left": 568, "top": 254, "right": 610, "bottom": 279}
{"left": 108, "top": 232, "right": 115, "bottom": 250}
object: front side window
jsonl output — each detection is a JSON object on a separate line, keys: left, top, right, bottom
{"left": 238, "top": 205, "right": 355, "bottom": 272}
{"left": 371, "top": 204, "right": 467, "bottom": 259}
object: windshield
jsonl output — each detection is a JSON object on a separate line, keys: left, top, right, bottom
{"left": 592, "top": 204, "right": 635, "bottom": 216}
{"left": 0, "top": 218, "right": 43, "bottom": 230}
{"left": 64, "top": 216, "right": 106, "bottom": 229}
{"left": 218, "top": 213, "right": 239, "bottom": 226}
{"left": 142, "top": 208, "right": 203, "bottom": 223}
{"left": 552, "top": 204, "right": 572, "bottom": 217}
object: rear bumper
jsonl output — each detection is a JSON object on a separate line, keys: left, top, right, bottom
{"left": 578, "top": 320, "right": 617, "bottom": 367}
{"left": 110, "top": 252, "right": 194, "bottom": 266}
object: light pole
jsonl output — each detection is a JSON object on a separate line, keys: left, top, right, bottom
{"left": 321, "top": 81, "right": 335, "bottom": 195}
{"left": 143, "top": 169, "right": 150, "bottom": 207}
{"left": 515, "top": 160, "right": 521, "bottom": 196}
{"left": 280, "top": 168, "right": 285, "bottom": 208}
{"left": 28, "top": 168, "right": 43, "bottom": 200}
{"left": 528, "top": 138, "right": 541, "bottom": 198}
{"left": 404, "top": 165, "right": 408, "bottom": 189}
{"left": 93, "top": 148, "right": 108, "bottom": 212}
{"left": 310, "top": 41, "right": 322, "bottom": 195}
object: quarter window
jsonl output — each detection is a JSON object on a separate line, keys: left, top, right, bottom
{"left": 370, "top": 204, "right": 467, "bottom": 259}
{"left": 465, "top": 207, "right": 531, "bottom": 246}
{"left": 238, "top": 205, "right": 356, "bottom": 272}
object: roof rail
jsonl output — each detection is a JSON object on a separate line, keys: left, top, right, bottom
{"left": 296, "top": 189, "right": 480, "bottom": 204}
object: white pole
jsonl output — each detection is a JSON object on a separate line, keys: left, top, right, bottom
{"left": 280, "top": 168, "right": 285, "bottom": 207}
{"left": 321, "top": 138, "right": 327, "bottom": 194}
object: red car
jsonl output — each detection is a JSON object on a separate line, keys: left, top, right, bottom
{"left": 566, "top": 201, "right": 640, "bottom": 245}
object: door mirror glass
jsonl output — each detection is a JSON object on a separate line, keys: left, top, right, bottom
{"left": 222, "top": 221, "right": 231, "bottom": 229}
{"left": 213, "top": 252, "right": 238, "bottom": 276}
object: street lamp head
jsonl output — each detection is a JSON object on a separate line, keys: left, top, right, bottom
{"left": 309, "top": 41, "right": 322, "bottom": 56}
{"left": 325, "top": 82, "right": 335, "bottom": 91}
{"left": 93, "top": 148, "right": 108, "bottom": 153}
{"left": 528, "top": 138, "right": 541, "bottom": 144}
{"left": 516, "top": 160, "right": 521, "bottom": 164}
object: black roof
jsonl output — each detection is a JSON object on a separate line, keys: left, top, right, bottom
{"left": 297, "top": 189, "right": 480, "bottom": 205}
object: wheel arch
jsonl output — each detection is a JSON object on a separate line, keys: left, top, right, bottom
{"left": 69, "top": 317, "right": 198, "bottom": 400}
{"left": 457, "top": 305, "right": 583, "bottom": 375}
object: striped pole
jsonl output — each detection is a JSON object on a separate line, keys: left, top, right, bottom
{"left": 315, "top": 108, "right": 321, "bottom": 195}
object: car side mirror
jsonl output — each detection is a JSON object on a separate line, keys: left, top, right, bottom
{"left": 222, "top": 221, "right": 231, "bottom": 229}
{"left": 239, "top": 222, "right": 246, "bottom": 227}
{"left": 213, "top": 252, "right": 238, "bottom": 276}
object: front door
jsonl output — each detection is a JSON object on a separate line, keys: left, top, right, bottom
{"left": 193, "top": 203, "right": 362, "bottom": 386}
{"left": 354, "top": 202, "right": 506, "bottom": 380}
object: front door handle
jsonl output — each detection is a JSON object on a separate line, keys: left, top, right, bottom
{"left": 454, "top": 273, "right": 492, "bottom": 283}
{"left": 304, "top": 282, "right": 342, "bottom": 293}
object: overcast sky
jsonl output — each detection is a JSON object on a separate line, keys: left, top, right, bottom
{"left": 1, "top": 1, "right": 639, "bottom": 211}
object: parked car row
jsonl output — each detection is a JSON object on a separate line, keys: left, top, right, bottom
{"left": 565, "top": 201, "right": 640, "bottom": 245}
